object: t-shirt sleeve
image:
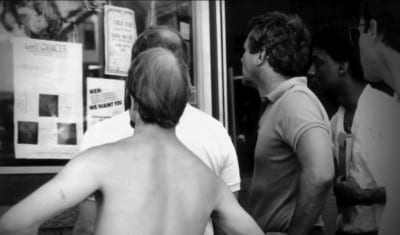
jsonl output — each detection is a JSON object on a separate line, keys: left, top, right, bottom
{"left": 79, "top": 112, "right": 133, "bottom": 152}
{"left": 208, "top": 121, "right": 241, "bottom": 192}
{"left": 329, "top": 111, "right": 341, "bottom": 160}
{"left": 220, "top": 133, "right": 241, "bottom": 192}
{"left": 79, "top": 123, "right": 108, "bottom": 152}
{"left": 79, "top": 127, "right": 95, "bottom": 152}
{"left": 329, "top": 111, "right": 341, "bottom": 173}
{"left": 276, "top": 90, "right": 330, "bottom": 152}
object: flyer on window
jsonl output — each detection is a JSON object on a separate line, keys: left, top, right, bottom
{"left": 87, "top": 77, "right": 125, "bottom": 128}
{"left": 12, "top": 37, "right": 83, "bottom": 159}
{"left": 104, "top": 5, "right": 137, "bottom": 77}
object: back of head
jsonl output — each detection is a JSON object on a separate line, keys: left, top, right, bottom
{"left": 131, "top": 25, "right": 189, "bottom": 62}
{"left": 247, "top": 11, "right": 311, "bottom": 78}
{"left": 312, "top": 24, "right": 364, "bottom": 82}
{"left": 360, "top": 0, "right": 400, "bottom": 52}
{"left": 125, "top": 26, "right": 190, "bottom": 111}
{"left": 127, "top": 47, "right": 189, "bottom": 128}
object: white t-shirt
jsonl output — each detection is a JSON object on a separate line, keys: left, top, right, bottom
{"left": 81, "top": 103, "right": 240, "bottom": 192}
{"left": 353, "top": 86, "right": 400, "bottom": 235}
{"left": 80, "top": 104, "right": 241, "bottom": 235}
{"left": 331, "top": 88, "right": 384, "bottom": 232}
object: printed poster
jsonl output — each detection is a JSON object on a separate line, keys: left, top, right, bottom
{"left": 104, "top": 5, "right": 137, "bottom": 76}
{"left": 12, "top": 37, "right": 83, "bottom": 159}
{"left": 87, "top": 77, "right": 125, "bottom": 128}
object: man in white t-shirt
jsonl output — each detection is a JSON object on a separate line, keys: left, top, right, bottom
{"left": 72, "top": 26, "right": 240, "bottom": 235}
{"left": 357, "top": 1, "right": 400, "bottom": 234}
{"left": 309, "top": 25, "right": 388, "bottom": 235}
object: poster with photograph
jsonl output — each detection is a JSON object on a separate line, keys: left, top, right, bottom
{"left": 12, "top": 37, "right": 83, "bottom": 159}
{"left": 104, "top": 5, "right": 137, "bottom": 76}
{"left": 87, "top": 77, "right": 125, "bottom": 128}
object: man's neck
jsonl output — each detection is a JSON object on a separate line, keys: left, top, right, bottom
{"left": 383, "top": 45, "right": 400, "bottom": 96}
{"left": 256, "top": 69, "right": 288, "bottom": 97}
{"left": 134, "top": 120, "right": 177, "bottom": 138}
{"left": 336, "top": 77, "right": 366, "bottom": 112}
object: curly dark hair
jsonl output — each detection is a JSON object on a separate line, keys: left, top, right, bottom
{"left": 247, "top": 11, "right": 311, "bottom": 78}
{"left": 312, "top": 25, "right": 364, "bottom": 82}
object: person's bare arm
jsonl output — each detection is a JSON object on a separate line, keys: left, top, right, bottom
{"left": 212, "top": 186, "right": 263, "bottom": 235}
{"left": 72, "top": 199, "right": 97, "bottom": 235}
{"left": 0, "top": 153, "right": 100, "bottom": 235}
{"left": 287, "top": 128, "right": 334, "bottom": 235}
{"left": 213, "top": 190, "right": 240, "bottom": 235}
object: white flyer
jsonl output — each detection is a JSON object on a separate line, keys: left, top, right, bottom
{"left": 86, "top": 77, "right": 125, "bottom": 128}
{"left": 104, "top": 5, "right": 137, "bottom": 76}
{"left": 12, "top": 37, "right": 83, "bottom": 159}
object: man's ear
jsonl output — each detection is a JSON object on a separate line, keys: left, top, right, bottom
{"left": 367, "top": 19, "right": 380, "bottom": 41}
{"left": 130, "top": 95, "right": 136, "bottom": 110}
{"left": 128, "top": 95, "right": 138, "bottom": 128}
{"left": 338, "top": 61, "right": 349, "bottom": 76}
{"left": 124, "top": 89, "right": 131, "bottom": 110}
{"left": 256, "top": 47, "right": 267, "bottom": 66}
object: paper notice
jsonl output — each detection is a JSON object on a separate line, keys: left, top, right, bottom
{"left": 12, "top": 37, "right": 83, "bottom": 159}
{"left": 104, "top": 5, "right": 137, "bottom": 76}
{"left": 86, "top": 77, "right": 125, "bottom": 127}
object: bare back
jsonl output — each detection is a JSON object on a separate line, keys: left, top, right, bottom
{"left": 0, "top": 127, "right": 262, "bottom": 235}
{"left": 91, "top": 130, "right": 223, "bottom": 235}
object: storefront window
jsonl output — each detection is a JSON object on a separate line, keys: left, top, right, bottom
{"left": 0, "top": 0, "right": 194, "bottom": 166}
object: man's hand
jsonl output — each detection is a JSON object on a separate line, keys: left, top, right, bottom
{"left": 334, "top": 175, "right": 364, "bottom": 206}
{"left": 334, "top": 175, "right": 386, "bottom": 206}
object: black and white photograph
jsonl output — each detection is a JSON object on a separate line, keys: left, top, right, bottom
{"left": 57, "top": 123, "right": 77, "bottom": 145}
{"left": 1, "top": 1, "right": 400, "bottom": 235}
{"left": 39, "top": 94, "right": 59, "bottom": 117}
{"left": 17, "top": 121, "right": 38, "bottom": 144}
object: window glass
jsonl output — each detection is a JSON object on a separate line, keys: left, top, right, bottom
{"left": 0, "top": 0, "right": 193, "bottom": 165}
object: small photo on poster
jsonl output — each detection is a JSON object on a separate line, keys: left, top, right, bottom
{"left": 39, "top": 94, "right": 59, "bottom": 117}
{"left": 17, "top": 121, "right": 38, "bottom": 144}
{"left": 57, "top": 123, "right": 77, "bottom": 145}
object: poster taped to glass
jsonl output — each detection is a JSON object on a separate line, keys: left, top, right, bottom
{"left": 87, "top": 77, "right": 125, "bottom": 128}
{"left": 104, "top": 5, "right": 137, "bottom": 77}
{"left": 12, "top": 38, "right": 83, "bottom": 159}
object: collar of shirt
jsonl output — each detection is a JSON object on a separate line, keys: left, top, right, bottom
{"left": 258, "top": 97, "right": 271, "bottom": 119}
{"left": 264, "top": 76, "right": 307, "bottom": 103}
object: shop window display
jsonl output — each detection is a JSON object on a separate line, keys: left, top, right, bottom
{"left": 0, "top": 0, "right": 193, "bottom": 166}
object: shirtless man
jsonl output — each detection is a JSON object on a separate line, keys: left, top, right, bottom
{"left": 0, "top": 48, "right": 263, "bottom": 235}
{"left": 73, "top": 26, "right": 241, "bottom": 235}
